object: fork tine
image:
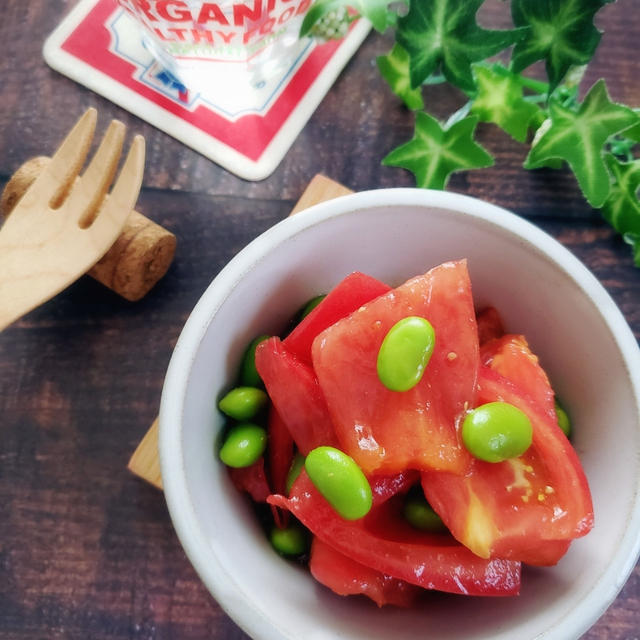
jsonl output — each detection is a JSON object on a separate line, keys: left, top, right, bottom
{"left": 104, "top": 134, "right": 146, "bottom": 214}
{"left": 86, "top": 135, "right": 145, "bottom": 246}
{"left": 68, "top": 119, "right": 126, "bottom": 228}
{"left": 28, "top": 108, "right": 98, "bottom": 209}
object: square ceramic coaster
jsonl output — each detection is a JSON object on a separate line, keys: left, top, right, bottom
{"left": 43, "top": 0, "right": 370, "bottom": 180}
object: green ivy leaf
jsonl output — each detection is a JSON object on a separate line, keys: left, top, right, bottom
{"left": 524, "top": 79, "right": 639, "bottom": 207}
{"left": 351, "top": 0, "right": 399, "bottom": 31}
{"left": 377, "top": 44, "right": 424, "bottom": 110}
{"left": 510, "top": 0, "right": 613, "bottom": 91}
{"left": 382, "top": 112, "right": 494, "bottom": 189}
{"left": 601, "top": 156, "right": 640, "bottom": 263}
{"left": 470, "top": 64, "right": 543, "bottom": 142}
{"left": 623, "top": 232, "right": 640, "bottom": 267}
{"left": 624, "top": 111, "right": 640, "bottom": 142}
{"left": 608, "top": 136, "right": 636, "bottom": 162}
{"left": 396, "top": 0, "right": 526, "bottom": 92}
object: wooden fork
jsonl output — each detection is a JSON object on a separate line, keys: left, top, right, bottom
{"left": 0, "top": 108, "right": 145, "bottom": 331}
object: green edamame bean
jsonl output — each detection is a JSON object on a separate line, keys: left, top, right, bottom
{"left": 300, "top": 294, "right": 326, "bottom": 319}
{"left": 285, "top": 453, "right": 305, "bottom": 495}
{"left": 555, "top": 401, "right": 571, "bottom": 438}
{"left": 305, "top": 446, "right": 372, "bottom": 520}
{"left": 269, "top": 524, "right": 308, "bottom": 556}
{"left": 218, "top": 386, "right": 268, "bottom": 421}
{"left": 403, "top": 489, "right": 447, "bottom": 533}
{"left": 462, "top": 401, "right": 533, "bottom": 463}
{"left": 377, "top": 316, "right": 436, "bottom": 392}
{"left": 219, "top": 423, "right": 267, "bottom": 468}
{"left": 240, "top": 335, "right": 270, "bottom": 387}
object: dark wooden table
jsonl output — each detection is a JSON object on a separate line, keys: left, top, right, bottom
{"left": 1, "top": 1, "right": 638, "bottom": 638}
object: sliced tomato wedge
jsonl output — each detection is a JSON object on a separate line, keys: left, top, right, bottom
{"left": 284, "top": 271, "right": 391, "bottom": 363}
{"left": 255, "top": 337, "right": 338, "bottom": 454}
{"left": 309, "top": 537, "right": 421, "bottom": 607}
{"left": 476, "top": 307, "right": 505, "bottom": 345}
{"left": 481, "top": 333, "right": 557, "bottom": 423}
{"left": 228, "top": 457, "right": 270, "bottom": 503}
{"left": 312, "top": 260, "right": 478, "bottom": 475}
{"left": 269, "top": 472, "right": 521, "bottom": 596}
{"left": 422, "top": 361, "right": 593, "bottom": 565}
{"left": 370, "top": 470, "right": 420, "bottom": 507}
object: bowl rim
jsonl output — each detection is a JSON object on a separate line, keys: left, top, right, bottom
{"left": 159, "top": 187, "right": 640, "bottom": 640}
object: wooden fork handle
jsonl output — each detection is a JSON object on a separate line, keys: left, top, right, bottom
{"left": 128, "top": 174, "right": 354, "bottom": 489}
{"left": 1, "top": 157, "right": 176, "bottom": 302}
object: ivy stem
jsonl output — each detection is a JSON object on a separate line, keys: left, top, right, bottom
{"left": 518, "top": 75, "right": 549, "bottom": 95}
{"left": 422, "top": 73, "right": 447, "bottom": 86}
{"left": 445, "top": 101, "right": 473, "bottom": 127}
{"left": 524, "top": 94, "right": 548, "bottom": 104}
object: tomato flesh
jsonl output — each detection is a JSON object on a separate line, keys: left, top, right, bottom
{"left": 370, "top": 470, "right": 420, "bottom": 507}
{"left": 481, "top": 334, "right": 557, "bottom": 423}
{"left": 312, "top": 260, "right": 478, "bottom": 475}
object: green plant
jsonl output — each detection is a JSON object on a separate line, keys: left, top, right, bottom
{"left": 301, "top": 0, "right": 640, "bottom": 266}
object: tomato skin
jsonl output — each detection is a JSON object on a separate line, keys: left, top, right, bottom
{"left": 265, "top": 406, "right": 294, "bottom": 529}
{"left": 312, "top": 260, "right": 478, "bottom": 475}
{"left": 268, "top": 472, "right": 521, "bottom": 597}
{"left": 266, "top": 405, "right": 294, "bottom": 496}
{"left": 422, "top": 362, "right": 593, "bottom": 565}
{"left": 255, "top": 337, "right": 338, "bottom": 454}
{"left": 284, "top": 272, "right": 391, "bottom": 364}
{"left": 309, "top": 537, "right": 420, "bottom": 607}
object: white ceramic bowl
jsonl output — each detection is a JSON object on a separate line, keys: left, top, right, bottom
{"left": 159, "top": 189, "right": 640, "bottom": 640}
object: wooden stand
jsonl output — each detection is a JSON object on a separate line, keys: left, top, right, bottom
{"left": 128, "top": 174, "right": 353, "bottom": 488}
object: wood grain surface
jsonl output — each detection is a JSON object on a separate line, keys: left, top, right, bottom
{"left": 1, "top": 1, "right": 639, "bottom": 639}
